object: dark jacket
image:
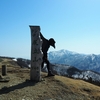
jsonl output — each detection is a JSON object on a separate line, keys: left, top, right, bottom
{"left": 40, "top": 32, "right": 50, "bottom": 55}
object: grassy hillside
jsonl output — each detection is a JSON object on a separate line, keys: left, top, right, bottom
{"left": 0, "top": 58, "right": 100, "bottom": 100}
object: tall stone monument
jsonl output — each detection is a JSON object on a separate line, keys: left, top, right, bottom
{"left": 29, "top": 26, "right": 43, "bottom": 81}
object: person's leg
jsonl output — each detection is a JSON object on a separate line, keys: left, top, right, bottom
{"left": 45, "top": 59, "right": 55, "bottom": 76}
{"left": 41, "top": 55, "right": 45, "bottom": 68}
{"left": 41, "top": 61, "right": 44, "bottom": 68}
{"left": 45, "top": 59, "right": 50, "bottom": 71}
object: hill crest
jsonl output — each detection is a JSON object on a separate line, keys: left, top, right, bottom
{"left": 0, "top": 58, "right": 100, "bottom": 100}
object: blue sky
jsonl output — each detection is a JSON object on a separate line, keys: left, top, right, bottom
{"left": 0, "top": 0, "right": 100, "bottom": 59}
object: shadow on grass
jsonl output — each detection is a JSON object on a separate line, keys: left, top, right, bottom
{"left": 0, "top": 79, "right": 37, "bottom": 95}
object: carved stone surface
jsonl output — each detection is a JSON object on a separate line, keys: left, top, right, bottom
{"left": 29, "top": 26, "right": 43, "bottom": 81}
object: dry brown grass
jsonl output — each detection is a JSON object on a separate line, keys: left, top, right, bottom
{"left": 56, "top": 75, "right": 100, "bottom": 97}
{"left": 0, "top": 58, "right": 100, "bottom": 100}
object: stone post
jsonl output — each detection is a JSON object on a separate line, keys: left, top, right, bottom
{"left": 29, "top": 26, "right": 43, "bottom": 81}
{"left": 2, "top": 65, "right": 7, "bottom": 76}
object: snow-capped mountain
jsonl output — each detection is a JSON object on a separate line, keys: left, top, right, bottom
{"left": 48, "top": 49, "right": 100, "bottom": 73}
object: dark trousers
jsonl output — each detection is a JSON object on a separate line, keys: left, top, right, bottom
{"left": 41, "top": 54, "right": 50, "bottom": 72}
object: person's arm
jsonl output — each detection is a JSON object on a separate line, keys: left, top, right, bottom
{"left": 40, "top": 32, "right": 45, "bottom": 40}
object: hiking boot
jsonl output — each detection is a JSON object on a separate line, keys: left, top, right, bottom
{"left": 48, "top": 71, "right": 55, "bottom": 76}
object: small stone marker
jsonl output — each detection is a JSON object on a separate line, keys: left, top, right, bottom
{"left": 2, "top": 65, "right": 7, "bottom": 76}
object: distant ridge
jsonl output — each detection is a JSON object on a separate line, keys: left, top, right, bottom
{"left": 0, "top": 56, "right": 15, "bottom": 59}
{"left": 48, "top": 49, "right": 100, "bottom": 73}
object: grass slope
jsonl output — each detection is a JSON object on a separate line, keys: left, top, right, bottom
{"left": 0, "top": 58, "right": 100, "bottom": 100}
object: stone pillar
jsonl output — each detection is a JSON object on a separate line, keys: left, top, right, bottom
{"left": 29, "top": 26, "right": 43, "bottom": 81}
{"left": 2, "top": 65, "right": 7, "bottom": 76}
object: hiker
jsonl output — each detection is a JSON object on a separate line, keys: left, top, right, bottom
{"left": 40, "top": 32, "right": 56, "bottom": 76}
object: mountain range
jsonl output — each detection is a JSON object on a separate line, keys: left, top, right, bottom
{"left": 48, "top": 49, "right": 100, "bottom": 73}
